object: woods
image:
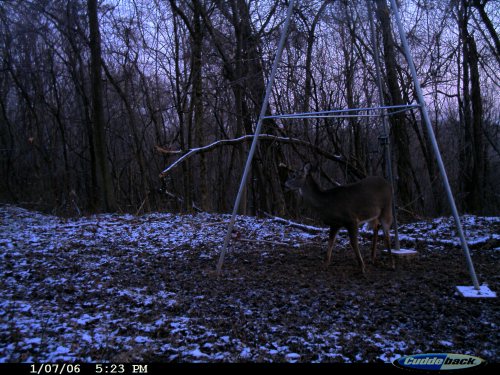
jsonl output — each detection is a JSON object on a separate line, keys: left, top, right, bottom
{"left": 0, "top": 0, "right": 498, "bottom": 217}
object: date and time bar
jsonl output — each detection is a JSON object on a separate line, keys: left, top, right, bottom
{"left": 0, "top": 364, "right": 151, "bottom": 375}
{"left": 30, "top": 364, "right": 148, "bottom": 374}
{"left": 1, "top": 363, "right": 241, "bottom": 374}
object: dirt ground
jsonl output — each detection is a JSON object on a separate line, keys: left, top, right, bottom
{"left": 145, "top": 237, "right": 499, "bottom": 362}
{"left": 1, "top": 206, "right": 498, "bottom": 363}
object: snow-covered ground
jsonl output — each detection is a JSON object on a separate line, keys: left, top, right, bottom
{"left": 1, "top": 205, "right": 498, "bottom": 363}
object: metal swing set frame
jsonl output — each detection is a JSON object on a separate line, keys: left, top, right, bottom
{"left": 214, "top": 0, "right": 495, "bottom": 298}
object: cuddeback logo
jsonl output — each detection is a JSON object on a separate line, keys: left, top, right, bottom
{"left": 393, "top": 353, "right": 486, "bottom": 371}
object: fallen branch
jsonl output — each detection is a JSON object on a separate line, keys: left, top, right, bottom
{"left": 237, "top": 238, "right": 291, "bottom": 247}
{"left": 262, "top": 212, "right": 327, "bottom": 234}
{"left": 157, "top": 134, "right": 365, "bottom": 178}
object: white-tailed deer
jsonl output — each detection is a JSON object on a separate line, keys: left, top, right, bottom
{"left": 285, "top": 163, "right": 394, "bottom": 273}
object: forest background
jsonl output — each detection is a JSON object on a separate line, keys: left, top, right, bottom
{"left": 1, "top": 0, "right": 498, "bottom": 220}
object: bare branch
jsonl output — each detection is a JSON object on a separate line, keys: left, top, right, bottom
{"left": 157, "top": 134, "right": 365, "bottom": 178}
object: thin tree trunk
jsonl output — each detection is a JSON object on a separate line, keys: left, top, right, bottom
{"left": 458, "top": 0, "right": 484, "bottom": 213}
{"left": 466, "top": 27, "right": 485, "bottom": 212}
{"left": 171, "top": 7, "right": 192, "bottom": 212}
{"left": 87, "top": 0, "right": 117, "bottom": 212}
{"left": 101, "top": 63, "right": 150, "bottom": 213}
{"left": 375, "top": 0, "right": 414, "bottom": 209}
{"left": 472, "top": 0, "right": 500, "bottom": 62}
{"left": 459, "top": 0, "right": 485, "bottom": 212}
{"left": 191, "top": 1, "right": 208, "bottom": 210}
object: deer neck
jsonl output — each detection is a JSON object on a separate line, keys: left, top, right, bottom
{"left": 300, "top": 175, "right": 325, "bottom": 208}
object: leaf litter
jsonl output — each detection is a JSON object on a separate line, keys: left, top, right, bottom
{"left": 0, "top": 205, "right": 498, "bottom": 363}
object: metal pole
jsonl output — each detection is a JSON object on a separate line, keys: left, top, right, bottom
{"left": 262, "top": 103, "right": 420, "bottom": 119}
{"left": 367, "top": 0, "right": 400, "bottom": 251}
{"left": 216, "top": 0, "right": 296, "bottom": 276}
{"left": 389, "top": 0, "right": 480, "bottom": 289}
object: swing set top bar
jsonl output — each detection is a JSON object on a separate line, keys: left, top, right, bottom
{"left": 262, "top": 103, "right": 420, "bottom": 120}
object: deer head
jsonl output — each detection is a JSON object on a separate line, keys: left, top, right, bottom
{"left": 284, "top": 163, "right": 314, "bottom": 192}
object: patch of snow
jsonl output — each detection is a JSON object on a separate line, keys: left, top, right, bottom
{"left": 81, "top": 333, "right": 92, "bottom": 343}
{"left": 285, "top": 352, "right": 301, "bottom": 362}
{"left": 54, "top": 346, "right": 70, "bottom": 354}
{"left": 186, "top": 347, "right": 208, "bottom": 358}
{"left": 24, "top": 338, "right": 41, "bottom": 345}
{"left": 240, "top": 347, "right": 252, "bottom": 359}
{"left": 439, "top": 340, "right": 454, "bottom": 347}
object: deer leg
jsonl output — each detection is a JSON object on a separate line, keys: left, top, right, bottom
{"left": 371, "top": 220, "right": 379, "bottom": 264}
{"left": 347, "top": 224, "right": 365, "bottom": 274}
{"left": 325, "top": 226, "right": 339, "bottom": 266}
{"left": 381, "top": 220, "right": 395, "bottom": 269}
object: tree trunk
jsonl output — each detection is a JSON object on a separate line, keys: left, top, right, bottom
{"left": 341, "top": 1, "right": 364, "bottom": 174}
{"left": 87, "top": 0, "right": 117, "bottom": 212}
{"left": 375, "top": 0, "right": 414, "bottom": 210}
{"left": 191, "top": 1, "right": 208, "bottom": 211}
{"left": 472, "top": 0, "right": 500, "bottom": 63}
{"left": 170, "top": 6, "right": 192, "bottom": 212}
{"left": 459, "top": 0, "right": 485, "bottom": 212}
{"left": 468, "top": 35, "right": 485, "bottom": 212}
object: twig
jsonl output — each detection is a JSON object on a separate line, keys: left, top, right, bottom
{"left": 162, "top": 188, "right": 202, "bottom": 212}
{"left": 135, "top": 197, "right": 147, "bottom": 216}
{"left": 237, "top": 238, "right": 290, "bottom": 247}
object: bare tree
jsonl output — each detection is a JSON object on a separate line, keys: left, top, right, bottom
{"left": 457, "top": 0, "right": 486, "bottom": 213}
